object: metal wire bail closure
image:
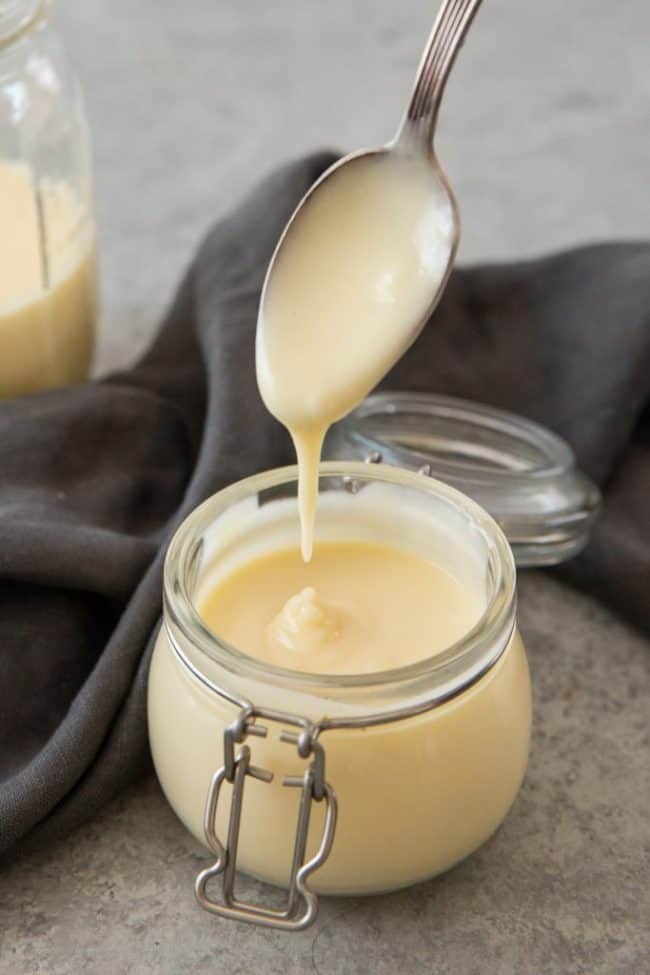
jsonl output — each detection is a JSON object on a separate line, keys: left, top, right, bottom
{"left": 194, "top": 707, "right": 338, "bottom": 931}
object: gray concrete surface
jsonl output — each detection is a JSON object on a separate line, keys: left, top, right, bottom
{"left": 1, "top": 0, "right": 649, "bottom": 972}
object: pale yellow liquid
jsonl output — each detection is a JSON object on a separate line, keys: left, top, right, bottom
{"left": 256, "top": 151, "right": 454, "bottom": 560}
{"left": 0, "top": 161, "right": 96, "bottom": 398}
{"left": 149, "top": 624, "right": 530, "bottom": 895}
{"left": 198, "top": 540, "right": 483, "bottom": 675}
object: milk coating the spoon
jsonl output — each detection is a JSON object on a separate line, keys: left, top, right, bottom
{"left": 256, "top": 150, "right": 455, "bottom": 560}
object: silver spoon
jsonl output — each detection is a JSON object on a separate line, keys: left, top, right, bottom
{"left": 257, "top": 0, "right": 486, "bottom": 565}
{"left": 262, "top": 0, "right": 485, "bottom": 331}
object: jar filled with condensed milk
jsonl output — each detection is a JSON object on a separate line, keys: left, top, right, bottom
{"left": 149, "top": 396, "right": 601, "bottom": 930}
{"left": 150, "top": 462, "right": 537, "bottom": 930}
{"left": 0, "top": 0, "right": 97, "bottom": 399}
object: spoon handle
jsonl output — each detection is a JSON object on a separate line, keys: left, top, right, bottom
{"left": 400, "top": 0, "right": 485, "bottom": 145}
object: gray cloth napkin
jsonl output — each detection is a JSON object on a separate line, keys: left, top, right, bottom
{"left": 1, "top": 153, "right": 648, "bottom": 857}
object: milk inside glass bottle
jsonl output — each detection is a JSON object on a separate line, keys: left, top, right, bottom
{"left": 0, "top": 0, "right": 97, "bottom": 399}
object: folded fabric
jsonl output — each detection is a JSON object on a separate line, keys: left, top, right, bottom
{"left": 1, "top": 153, "right": 648, "bottom": 857}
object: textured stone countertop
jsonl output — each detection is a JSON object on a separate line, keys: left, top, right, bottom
{"left": 1, "top": 1, "right": 649, "bottom": 972}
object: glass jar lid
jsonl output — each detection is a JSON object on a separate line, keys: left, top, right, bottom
{"left": 323, "top": 392, "right": 601, "bottom": 567}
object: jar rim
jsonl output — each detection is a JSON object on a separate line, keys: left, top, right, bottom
{"left": 163, "top": 462, "right": 517, "bottom": 709}
{"left": 0, "top": 0, "right": 48, "bottom": 50}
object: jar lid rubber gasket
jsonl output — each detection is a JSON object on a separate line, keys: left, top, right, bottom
{"left": 323, "top": 392, "right": 601, "bottom": 567}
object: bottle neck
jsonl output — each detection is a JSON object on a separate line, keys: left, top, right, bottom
{"left": 0, "top": 0, "right": 48, "bottom": 50}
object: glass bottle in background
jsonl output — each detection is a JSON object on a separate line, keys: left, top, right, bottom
{"left": 0, "top": 0, "right": 97, "bottom": 399}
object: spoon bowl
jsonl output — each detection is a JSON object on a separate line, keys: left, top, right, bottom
{"left": 264, "top": 141, "right": 461, "bottom": 359}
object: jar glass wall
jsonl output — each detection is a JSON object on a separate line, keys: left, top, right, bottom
{"left": 148, "top": 463, "right": 532, "bottom": 900}
{"left": 0, "top": 0, "right": 97, "bottom": 398}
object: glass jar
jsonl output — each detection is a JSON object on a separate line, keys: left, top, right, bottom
{"left": 0, "top": 0, "right": 97, "bottom": 398}
{"left": 148, "top": 462, "right": 532, "bottom": 930}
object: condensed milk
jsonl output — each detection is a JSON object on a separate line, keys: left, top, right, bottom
{"left": 199, "top": 539, "right": 483, "bottom": 675}
{"left": 0, "top": 161, "right": 96, "bottom": 398}
{"left": 256, "top": 151, "right": 454, "bottom": 560}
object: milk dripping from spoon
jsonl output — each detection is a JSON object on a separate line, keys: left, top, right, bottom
{"left": 256, "top": 0, "right": 484, "bottom": 561}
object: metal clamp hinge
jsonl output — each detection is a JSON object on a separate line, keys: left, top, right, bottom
{"left": 194, "top": 709, "right": 337, "bottom": 931}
